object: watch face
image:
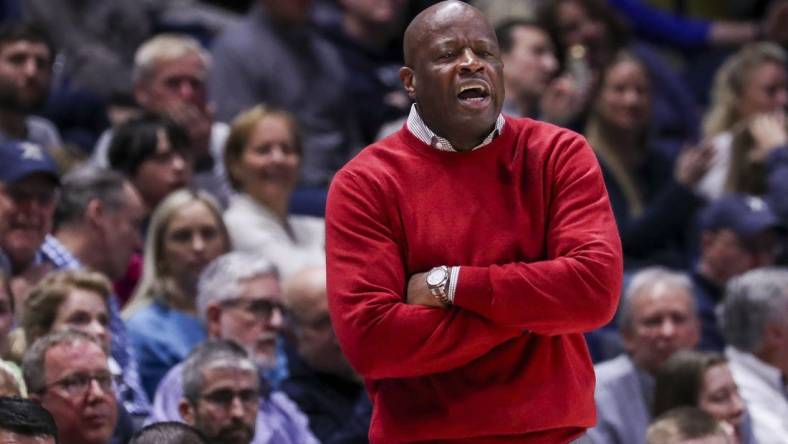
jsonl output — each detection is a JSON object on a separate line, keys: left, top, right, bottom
{"left": 427, "top": 268, "right": 446, "bottom": 286}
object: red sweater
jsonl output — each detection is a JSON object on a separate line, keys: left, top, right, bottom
{"left": 326, "top": 116, "right": 623, "bottom": 443}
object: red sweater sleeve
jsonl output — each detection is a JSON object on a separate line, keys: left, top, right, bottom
{"left": 326, "top": 170, "right": 523, "bottom": 380}
{"left": 452, "top": 133, "right": 623, "bottom": 334}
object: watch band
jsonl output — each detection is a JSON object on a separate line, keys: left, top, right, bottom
{"left": 427, "top": 266, "right": 452, "bottom": 306}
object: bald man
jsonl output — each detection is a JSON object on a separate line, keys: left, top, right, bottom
{"left": 281, "top": 267, "right": 369, "bottom": 443}
{"left": 325, "top": 1, "right": 622, "bottom": 442}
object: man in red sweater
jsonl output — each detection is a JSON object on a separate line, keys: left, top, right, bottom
{"left": 325, "top": 1, "right": 623, "bottom": 442}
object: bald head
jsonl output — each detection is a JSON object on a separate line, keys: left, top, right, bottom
{"left": 399, "top": 1, "right": 504, "bottom": 151}
{"left": 283, "top": 267, "right": 327, "bottom": 315}
{"left": 284, "top": 267, "right": 354, "bottom": 378}
{"left": 404, "top": 1, "right": 489, "bottom": 68}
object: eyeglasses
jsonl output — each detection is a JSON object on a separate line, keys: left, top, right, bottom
{"left": 200, "top": 388, "right": 259, "bottom": 408}
{"left": 43, "top": 371, "right": 114, "bottom": 397}
{"left": 222, "top": 298, "right": 287, "bottom": 323}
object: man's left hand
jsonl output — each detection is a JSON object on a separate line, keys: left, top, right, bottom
{"left": 406, "top": 272, "right": 444, "bottom": 308}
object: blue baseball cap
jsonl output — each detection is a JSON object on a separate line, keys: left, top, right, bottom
{"left": 699, "top": 194, "right": 781, "bottom": 238}
{"left": 0, "top": 140, "right": 59, "bottom": 185}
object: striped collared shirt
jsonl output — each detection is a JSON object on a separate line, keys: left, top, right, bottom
{"left": 405, "top": 103, "right": 506, "bottom": 152}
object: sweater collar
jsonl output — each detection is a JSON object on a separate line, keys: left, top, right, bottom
{"left": 405, "top": 103, "right": 505, "bottom": 152}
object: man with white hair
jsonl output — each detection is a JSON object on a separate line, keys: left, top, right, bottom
{"left": 589, "top": 267, "right": 701, "bottom": 444}
{"left": 92, "top": 34, "right": 230, "bottom": 204}
{"left": 149, "top": 252, "right": 317, "bottom": 444}
{"left": 720, "top": 267, "right": 788, "bottom": 443}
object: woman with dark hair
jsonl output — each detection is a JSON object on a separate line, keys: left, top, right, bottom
{"left": 654, "top": 350, "right": 755, "bottom": 444}
{"left": 108, "top": 114, "right": 193, "bottom": 210}
{"left": 540, "top": 0, "right": 700, "bottom": 158}
{"left": 585, "top": 50, "right": 710, "bottom": 268}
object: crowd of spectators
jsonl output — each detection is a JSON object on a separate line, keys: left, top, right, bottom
{"left": 0, "top": 0, "right": 787, "bottom": 443}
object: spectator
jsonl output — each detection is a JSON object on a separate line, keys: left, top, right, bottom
{"left": 540, "top": 0, "right": 700, "bottom": 158}
{"left": 281, "top": 267, "right": 368, "bottom": 443}
{"left": 124, "top": 189, "right": 230, "bottom": 398}
{"left": 692, "top": 195, "right": 781, "bottom": 351}
{"left": 223, "top": 106, "right": 324, "bottom": 278}
{"left": 585, "top": 50, "right": 710, "bottom": 269}
{"left": 609, "top": 0, "right": 788, "bottom": 50}
{"left": 647, "top": 407, "right": 732, "bottom": 444}
{"left": 653, "top": 350, "right": 754, "bottom": 443}
{"left": 178, "top": 340, "right": 260, "bottom": 444}
{"left": 0, "top": 396, "right": 57, "bottom": 444}
{"left": 720, "top": 267, "right": 788, "bottom": 442}
{"left": 496, "top": 19, "right": 564, "bottom": 120}
{"left": 35, "top": 166, "right": 149, "bottom": 418}
{"left": 589, "top": 267, "right": 700, "bottom": 444}
{"left": 94, "top": 34, "right": 232, "bottom": 206}
{"left": 23, "top": 0, "right": 152, "bottom": 100}
{"left": 21, "top": 270, "right": 139, "bottom": 438}
{"left": 209, "top": 0, "right": 363, "bottom": 187}
{"left": 0, "top": 140, "right": 58, "bottom": 303}
{"left": 697, "top": 42, "right": 788, "bottom": 201}
{"left": 149, "top": 252, "right": 318, "bottom": 444}
{"left": 131, "top": 421, "right": 207, "bottom": 444}
{"left": 0, "top": 271, "right": 23, "bottom": 396}
{"left": 108, "top": 115, "right": 193, "bottom": 211}
{"left": 0, "top": 270, "right": 13, "bottom": 358}
{"left": 23, "top": 331, "right": 117, "bottom": 444}
{"left": 319, "top": 0, "right": 410, "bottom": 143}
{"left": 0, "top": 23, "right": 62, "bottom": 153}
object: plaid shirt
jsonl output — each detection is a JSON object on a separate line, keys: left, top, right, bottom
{"left": 38, "top": 235, "right": 151, "bottom": 416}
{"left": 405, "top": 103, "right": 505, "bottom": 152}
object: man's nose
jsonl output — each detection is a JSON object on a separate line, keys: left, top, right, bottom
{"left": 658, "top": 319, "right": 676, "bottom": 337}
{"left": 229, "top": 396, "right": 246, "bottom": 418}
{"left": 22, "top": 57, "right": 39, "bottom": 78}
{"left": 458, "top": 48, "right": 483, "bottom": 72}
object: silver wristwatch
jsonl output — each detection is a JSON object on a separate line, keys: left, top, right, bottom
{"left": 426, "top": 266, "right": 451, "bottom": 306}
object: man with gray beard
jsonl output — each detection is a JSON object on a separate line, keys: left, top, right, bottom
{"left": 149, "top": 252, "right": 318, "bottom": 444}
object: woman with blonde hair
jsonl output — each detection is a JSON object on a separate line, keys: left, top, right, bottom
{"left": 223, "top": 105, "right": 325, "bottom": 279}
{"left": 124, "top": 189, "right": 231, "bottom": 397}
{"left": 698, "top": 42, "right": 788, "bottom": 201}
{"left": 22, "top": 269, "right": 147, "bottom": 425}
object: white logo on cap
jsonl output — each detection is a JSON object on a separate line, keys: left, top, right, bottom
{"left": 746, "top": 196, "right": 767, "bottom": 212}
{"left": 19, "top": 142, "right": 45, "bottom": 161}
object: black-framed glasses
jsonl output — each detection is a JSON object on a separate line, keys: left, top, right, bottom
{"left": 200, "top": 388, "right": 260, "bottom": 408}
{"left": 221, "top": 298, "right": 287, "bottom": 323}
{"left": 43, "top": 371, "right": 114, "bottom": 397}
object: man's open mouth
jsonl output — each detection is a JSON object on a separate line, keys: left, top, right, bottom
{"left": 457, "top": 83, "right": 491, "bottom": 106}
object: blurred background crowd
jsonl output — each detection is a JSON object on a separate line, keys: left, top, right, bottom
{"left": 0, "top": 0, "right": 787, "bottom": 443}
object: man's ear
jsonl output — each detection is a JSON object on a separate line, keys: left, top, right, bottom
{"left": 85, "top": 198, "right": 105, "bottom": 228}
{"left": 205, "top": 303, "right": 223, "bottom": 339}
{"left": 400, "top": 67, "right": 417, "bottom": 100}
{"left": 134, "top": 82, "right": 151, "bottom": 109}
{"left": 179, "top": 399, "right": 195, "bottom": 424}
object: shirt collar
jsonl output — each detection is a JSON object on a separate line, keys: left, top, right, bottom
{"left": 727, "top": 346, "right": 786, "bottom": 393}
{"left": 405, "top": 103, "right": 505, "bottom": 152}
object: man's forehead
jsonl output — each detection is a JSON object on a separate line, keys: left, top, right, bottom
{"left": 633, "top": 285, "right": 692, "bottom": 313}
{"left": 44, "top": 341, "right": 107, "bottom": 375}
{"left": 0, "top": 40, "right": 50, "bottom": 55}
{"left": 239, "top": 274, "right": 280, "bottom": 295}
{"left": 201, "top": 365, "right": 258, "bottom": 388}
